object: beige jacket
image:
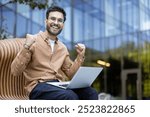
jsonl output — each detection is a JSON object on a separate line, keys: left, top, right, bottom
{"left": 11, "top": 31, "right": 84, "bottom": 95}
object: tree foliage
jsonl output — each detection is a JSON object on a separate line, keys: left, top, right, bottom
{"left": 0, "top": 0, "right": 54, "bottom": 39}
{"left": 12, "top": 0, "right": 49, "bottom": 9}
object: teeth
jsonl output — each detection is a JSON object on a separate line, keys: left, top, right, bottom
{"left": 52, "top": 26, "right": 59, "bottom": 29}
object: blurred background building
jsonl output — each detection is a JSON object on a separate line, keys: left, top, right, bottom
{"left": 0, "top": 0, "right": 150, "bottom": 99}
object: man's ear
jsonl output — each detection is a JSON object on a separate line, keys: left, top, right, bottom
{"left": 62, "top": 23, "right": 65, "bottom": 28}
{"left": 45, "top": 19, "right": 47, "bottom": 23}
{"left": 45, "top": 19, "right": 48, "bottom": 27}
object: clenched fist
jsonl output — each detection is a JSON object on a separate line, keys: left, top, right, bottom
{"left": 24, "top": 34, "right": 36, "bottom": 49}
{"left": 75, "top": 43, "right": 86, "bottom": 58}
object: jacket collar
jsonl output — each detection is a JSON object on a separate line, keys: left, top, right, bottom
{"left": 39, "top": 31, "right": 58, "bottom": 44}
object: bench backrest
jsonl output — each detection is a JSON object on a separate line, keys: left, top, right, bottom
{"left": 0, "top": 39, "right": 28, "bottom": 99}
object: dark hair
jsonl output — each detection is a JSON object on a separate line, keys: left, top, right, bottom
{"left": 46, "top": 6, "right": 66, "bottom": 22}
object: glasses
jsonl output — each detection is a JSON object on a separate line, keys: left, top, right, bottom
{"left": 48, "top": 17, "right": 64, "bottom": 24}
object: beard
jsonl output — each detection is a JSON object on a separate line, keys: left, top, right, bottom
{"left": 46, "top": 24, "right": 62, "bottom": 36}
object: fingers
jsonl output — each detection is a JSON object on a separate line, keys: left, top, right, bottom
{"left": 25, "top": 34, "right": 36, "bottom": 46}
{"left": 26, "top": 34, "right": 33, "bottom": 38}
{"left": 75, "top": 43, "right": 86, "bottom": 56}
{"left": 75, "top": 43, "right": 85, "bottom": 51}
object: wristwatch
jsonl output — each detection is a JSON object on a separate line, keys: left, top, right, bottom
{"left": 24, "top": 44, "right": 30, "bottom": 50}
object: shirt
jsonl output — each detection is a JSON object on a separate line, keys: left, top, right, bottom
{"left": 49, "top": 39, "right": 55, "bottom": 53}
{"left": 11, "top": 31, "right": 84, "bottom": 96}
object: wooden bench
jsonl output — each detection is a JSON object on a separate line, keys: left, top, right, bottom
{"left": 0, "top": 39, "right": 28, "bottom": 99}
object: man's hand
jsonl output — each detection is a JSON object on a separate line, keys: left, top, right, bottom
{"left": 24, "top": 34, "right": 36, "bottom": 49}
{"left": 75, "top": 43, "right": 86, "bottom": 57}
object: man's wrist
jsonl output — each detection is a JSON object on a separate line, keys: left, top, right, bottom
{"left": 24, "top": 44, "right": 30, "bottom": 50}
{"left": 77, "top": 55, "right": 85, "bottom": 62}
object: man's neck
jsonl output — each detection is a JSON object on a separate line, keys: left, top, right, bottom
{"left": 45, "top": 30, "right": 57, "bottom": 41}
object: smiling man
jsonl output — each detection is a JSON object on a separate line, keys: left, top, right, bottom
{"left": 11, "top": 6, "right": 98, "bottom": 100}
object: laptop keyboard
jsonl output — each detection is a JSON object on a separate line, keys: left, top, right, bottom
{"left": 59, "top": 84, "right": 68, "bottom": 87}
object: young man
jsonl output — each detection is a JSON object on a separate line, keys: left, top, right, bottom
{"left": 11, "top": 6, "right": 98, "bottom": 100}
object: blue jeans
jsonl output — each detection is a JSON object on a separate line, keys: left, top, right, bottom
{"left": 29, "top": 81, "right": 98, "bottom": 100}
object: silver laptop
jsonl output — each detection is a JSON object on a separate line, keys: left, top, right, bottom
{"left": 47, "top": 66, "right": 103, "bottom": 89}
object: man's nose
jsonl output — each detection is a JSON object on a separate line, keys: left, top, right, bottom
{"left": 54, "top": 19, "right": 59, "bottom": 24}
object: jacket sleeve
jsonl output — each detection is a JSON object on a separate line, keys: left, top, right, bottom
{"left": 61, "top": 54, "right": 84, "bottom": 79}
{"left": 11, "top": 47, "right": 32, "bottom": 76}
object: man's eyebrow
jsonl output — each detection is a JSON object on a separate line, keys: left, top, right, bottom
{"left": 49, "top": 16, "right": 63, "bottom": 19}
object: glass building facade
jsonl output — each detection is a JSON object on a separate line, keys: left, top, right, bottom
{"left": 0, "top": 0, "right": 150, "bottom": 99}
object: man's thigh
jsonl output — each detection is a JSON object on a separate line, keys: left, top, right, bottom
{"left": 29, "top": 82, "right": 79, "bottom": 100}
{"left": 73, "top": 87, "right": 98, "bottom": 100}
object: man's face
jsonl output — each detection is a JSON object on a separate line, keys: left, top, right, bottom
{"left": 46, "top": 11, "right": 64, "bottom": 36}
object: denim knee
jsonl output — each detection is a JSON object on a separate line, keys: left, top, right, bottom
{"left": 63, "top": 90, "right": 79, "bottom": 100}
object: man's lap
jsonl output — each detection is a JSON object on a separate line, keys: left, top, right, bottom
{"left": 29, "top": 82, "right": 98, "bottom": 100}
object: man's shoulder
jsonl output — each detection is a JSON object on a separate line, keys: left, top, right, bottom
{"left": 57, "top": 40, "right": 68, "bottom": 50}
